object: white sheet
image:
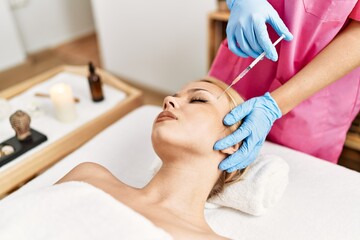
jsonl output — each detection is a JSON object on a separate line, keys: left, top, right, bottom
{"left": 0, "top": 181, "right": 172, "bottom": 240}
{"left": 6, "top": 105, "right": 360, "bottom": 240}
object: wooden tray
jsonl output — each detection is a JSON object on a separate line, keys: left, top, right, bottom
{"left": 0, "top": 65, "right": 143, "bottom": 198}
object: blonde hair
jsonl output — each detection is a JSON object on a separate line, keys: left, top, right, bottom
{"left": 196, "top": 76, "right": 247, "bottom": 200}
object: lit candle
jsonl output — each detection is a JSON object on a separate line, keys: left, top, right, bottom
{"left": 50, "top": 83, "right": 77, "bottom": 122}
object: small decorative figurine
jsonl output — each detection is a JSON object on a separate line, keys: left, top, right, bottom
{"left": 88, "top": 62, "right": 104, "bottom": 102}
{"left": 0, "top": 110, "right": 47, "bottom": 167}
{"left": 9, "top": 110, "right": 32, "bottom": 141}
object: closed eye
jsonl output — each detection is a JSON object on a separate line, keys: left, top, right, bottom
{"left": 189, "top": 97, "right": 208, "bottom": 103}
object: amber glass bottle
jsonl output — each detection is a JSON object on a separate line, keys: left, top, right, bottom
{"left": 88, "top": 62, "right": 104, "bottom": 102}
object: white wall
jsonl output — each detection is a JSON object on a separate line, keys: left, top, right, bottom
{"left": 12, "top": 0, "right": 95, "bottom": 53}
{"left": 91, "top": 0, "right": 216, "bottom": 93}
{"left": 0, "top": 0, "right": 26, "bottom": 71}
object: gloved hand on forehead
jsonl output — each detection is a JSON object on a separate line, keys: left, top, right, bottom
{"left": 214, "top": 92, "right": 282, "bottom": 172}
{"left": 226, "top": 0, "right": 293, "bottom": 61}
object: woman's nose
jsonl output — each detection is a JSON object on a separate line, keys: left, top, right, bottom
{"left": 163, "top": 96, "right": 178, "bottom": 110}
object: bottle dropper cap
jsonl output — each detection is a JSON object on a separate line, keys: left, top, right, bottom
{"left": 89, "top": 62, "right": 95, "bottom": 74}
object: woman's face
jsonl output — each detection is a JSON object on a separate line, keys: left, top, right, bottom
{"left": 151, "top": 81, "right": 235, "bottom": 159}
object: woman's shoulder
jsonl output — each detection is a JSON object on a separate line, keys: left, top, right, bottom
{"left": 56, "top": 162, "right": 115, "bottom": 184}
{"left": 72, "top": 162, "right": 111, "bottom": 176}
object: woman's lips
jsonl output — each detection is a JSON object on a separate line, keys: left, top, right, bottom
{"left": 155, "top": 111, "right": 178, "bottom": 123}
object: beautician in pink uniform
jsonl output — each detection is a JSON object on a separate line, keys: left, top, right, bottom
{"left": 212, "top": 0, "right": 360, "bottom": 172}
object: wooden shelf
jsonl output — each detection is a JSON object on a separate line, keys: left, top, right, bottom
{"left": 342, "top": 114, "right": 360, "bottom": 171}
{"left": 345, "top": 133, "right": 360, "bottom": 151}
{"left": 207, "top": 11, "right": 230, "bottom": 68}
{"left": 208, "top": 11, "right": 230, "bottom": 21}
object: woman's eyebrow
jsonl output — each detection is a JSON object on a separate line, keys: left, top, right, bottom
{"left": 187, "top": 88, "right": 214, "bottom": 95}
{"left": 172, "top": 88, "right": 215, "bottom": 98}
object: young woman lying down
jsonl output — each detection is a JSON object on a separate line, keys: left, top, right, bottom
{"left": 57, "top": 77, "right": 246, "bottom": 240}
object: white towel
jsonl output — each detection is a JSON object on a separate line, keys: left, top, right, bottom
{"left": 0, "top": 181, "right": 172, "bottom": 240}
{"left": 207, "top": 154, "right": 289, "bottom": 216}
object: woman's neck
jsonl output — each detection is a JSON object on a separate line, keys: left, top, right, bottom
{"left": 138, "top": 156, "right": 220, "bottom": 226}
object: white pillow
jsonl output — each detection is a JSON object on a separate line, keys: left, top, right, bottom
{"left": 207, "top": 154, "right": 289, "bottom": 216}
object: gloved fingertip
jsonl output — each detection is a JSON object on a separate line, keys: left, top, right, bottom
{"left": 267, "top": 52, "right": 278, "bottom": 61}
{"left": 227, "top": 41, "right": 249, "bottom": 58}
{"left": 284, "top": 32, "right": 293, "bottom": 41}
{"left": 218, "top": 163, "right": 228, "bottom": 171}
{"left": 263, "top": 45, "right": 277, "bottom": 61}
{"left": 223, "top": 113, "right": 237, "bottom": 125}
{"left": 239, "top": 164, "right": 248, "bottom": 170}
{"left": 213, "top": 141, "right": 225, "bottom": 151}
{"left": 233, "top": 50, "right": 249, "bottom": 59}
{"left": 226, "top": 165, "right": 240, "bottom": 173}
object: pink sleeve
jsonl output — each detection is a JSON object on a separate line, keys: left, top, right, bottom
{"left": 349, "top": 0, "right": 360, "bottom": 20}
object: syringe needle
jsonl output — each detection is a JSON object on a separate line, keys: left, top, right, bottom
{"left": 217, "top": 83, "right": 234, "bottom": 100}
{"left": 217, "top": 67, "right": 248, "bottom": 100}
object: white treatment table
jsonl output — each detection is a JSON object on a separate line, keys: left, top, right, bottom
{"left": 5, "top": 105, "right": 360, "bottom": 240}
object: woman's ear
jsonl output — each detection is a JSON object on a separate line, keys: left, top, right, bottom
{"left": 220, "top": 142, "right": 241, "bottom": 155}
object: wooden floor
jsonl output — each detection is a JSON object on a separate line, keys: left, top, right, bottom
{"left": 0, "top": 33, "right": 166, "bottom": 106}
{"left": 0, "top": 33, "right": 357, "bottom": 171}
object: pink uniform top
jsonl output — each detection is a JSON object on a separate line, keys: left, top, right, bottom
{"left": 209, "top": 0, "right": 360, "bottom": 163}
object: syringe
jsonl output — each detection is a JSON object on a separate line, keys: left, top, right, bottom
{"left": 218, "top": 34, "right": 285, "bottom": 100}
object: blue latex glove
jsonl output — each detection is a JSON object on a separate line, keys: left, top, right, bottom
{"left": 226, "top": 0, "right": 293, "bottom": 61}
{"left": 214, "top": 92, "right": 282, "bottom": 172}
